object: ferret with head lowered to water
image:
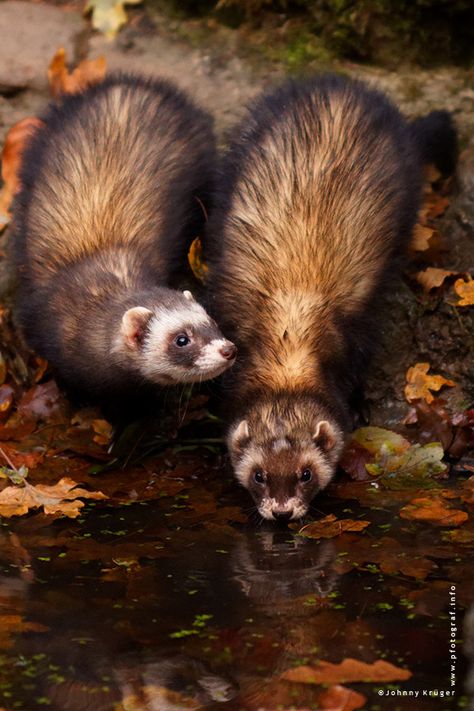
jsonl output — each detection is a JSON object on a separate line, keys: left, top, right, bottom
{"left": 206, "top": 74, "right": 456, "bottom": 522}
{"left": 13, "top": 74, "right": 236, "bottom": 411}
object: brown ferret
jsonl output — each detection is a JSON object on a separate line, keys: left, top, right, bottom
{"left": 205, "top": 74, "right": 456, "bottom": 521}
{"left": 13, "top": 74, "right": 236, "bottom": 413}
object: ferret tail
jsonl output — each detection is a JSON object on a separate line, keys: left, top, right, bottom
{"left": 410, "top": 110, "right": 458, "bottom": 176}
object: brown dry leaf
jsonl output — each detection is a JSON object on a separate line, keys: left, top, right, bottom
{"left": 17, "top": 380, "right": 66, "bottom": 422}
{"left": 0, "top": 476, "right": 107, "bottom": 518}
{"left": 299, "top": 514, "right": 370, "bottom": 539}
{"left": 411, "top": 224, "right": 435, "bottom": 251}
{"left": 317, "top": 685, "right": 366, "bottom": 711}
{"left": 405, "top": 362, "right": 456, "bottom": 404}
{"left": 454, "top": 277, "right": 474, "bottom": 307}
{"left": 399, "top": 496, "right": 468, "bottom": 527}
{"left": 281, "top": 658, "right": 412, "bottom": 684}
{"left": 0, "top": 117, "right": 43, "bottom": 231}
{"left": 188, "top": 237, "right": 208, "bottom": 284}
{"left": 92, "top": 418, "right": 113, "bottom": 446}
{"left": 0, "top": 614, "right": 48, "bottom": 650}
{"left": 48, "top": 48, "right": 106, "bottom": 98}
{"left": 414, "top": 267, "right": 457, "bottom": 292}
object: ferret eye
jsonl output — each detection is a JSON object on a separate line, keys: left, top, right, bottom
{"left": 175, "top": 335, "right": 190, "bottom": 347}
{"left": 301, "top": 468, "right": 312, "bottom": 483}
{"left": 254, "top": 470, "right": 265, "bottom": 485}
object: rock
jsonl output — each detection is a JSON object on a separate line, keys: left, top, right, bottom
{"left": 0, "top": 1, "right": 84, "bottom": 92}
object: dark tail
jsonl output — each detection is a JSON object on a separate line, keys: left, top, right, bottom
{"left": 409, "top": 110, "right": 458, "bottom": 176}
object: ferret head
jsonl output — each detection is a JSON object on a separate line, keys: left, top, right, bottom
{"left": 228, "top": 396, "right": 344, "bottom": 522}
{"left": 118, "top": 290, "right": 236, "bottom": 384}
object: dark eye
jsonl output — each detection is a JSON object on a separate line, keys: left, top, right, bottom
{"left": 254, "top": 470, "right": 265, "bottom": 485}
{"left": 175, "top": 335, "right": 190, "bottom": 347}
{"left": 301, "top": 468, "right": 312, "bottom": 483}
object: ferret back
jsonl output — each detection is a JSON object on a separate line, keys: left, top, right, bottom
{"left": 14, "top": 74, "right": 216, "bottom": 288}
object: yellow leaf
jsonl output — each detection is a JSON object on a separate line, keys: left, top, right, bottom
{"left": 454, "top": 277, "right": 474, "bottom": 307}
{"left": 0, "top": 477, "right": 107, "bottom": 518}
{"left": 405, "top": 362, "right": 456, "bottom": 404}
{"left": 85, "top": 0, "right": 142, "bottom": 39}
{"left": 188, "top": 237, "right": 209, "bottom": 284}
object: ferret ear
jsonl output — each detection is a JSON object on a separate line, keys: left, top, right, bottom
{"left": 229, "top": 419, "right": 250, "bottom": 452}
{"left": 183, "top": 290, "right": 195, "bottom": 302}
{"left": 121, "top": 307, "right": 153, "bottom": 349}
{"left": 313, "top": 420, "right": 337, "bottom": 452}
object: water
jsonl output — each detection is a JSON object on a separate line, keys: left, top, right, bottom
{"left": 0, "top": 455, "right": 470, "bottom": 711}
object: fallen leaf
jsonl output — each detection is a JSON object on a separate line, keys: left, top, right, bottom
{"left": 17, "top": 381, "right": 65, "bottom": 422}
{"left": 405, "top": 362, "right": 456, "bottom": 404}
{"left": 0, "top": 117, "right": 43, "bottom": 231}
{"left": 399, "top": 496, "right": 468, "bottom": 527}
{"left": 281, "top": 658, "right": 412, "bottom": 684}
{"left": 92, "top": 418, "right": 113, "bottom": 446}
{"left": 85, "top": 0, "right": 142, "bottom": 39}
{"left": 0, "top": 476, "right": 107, "bottom": 518}
{"left": 299, "top": 514, "right": 370, "bottom": 539}
{"left": 48, "top": 48, "right": 106, "bottom": 98}
{"left": 317, "top": 685, "right": 366, "bottom": 711}
{"left": 414, "top": 267, "right": 457, "bottom": 292}
{"left": 454, "top": 277, "right": 474, "bottom": 307}
{"left": 411, "top": 224, "right": 435, "bottom": 251}
{"left": 188, "top": 237, "right": 209, "bottom": 284}
{"left": 0, "top": 614, "right": 48, "bottom": 650}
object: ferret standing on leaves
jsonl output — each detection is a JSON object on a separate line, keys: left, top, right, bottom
{"left": 206, "top": 74, "right": 456, "bottom": 522}
{"left": 13, "top": 74, "right": 236, "bottom": 410}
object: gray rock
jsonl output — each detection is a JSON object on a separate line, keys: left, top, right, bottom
{"left": 0, "top": 1, "right": 84, "bottom": 92}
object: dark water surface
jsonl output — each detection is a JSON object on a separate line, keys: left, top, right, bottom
{"left": 0, "top": 456, "right": 471, "bottom": 711}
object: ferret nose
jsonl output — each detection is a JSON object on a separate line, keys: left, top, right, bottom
{"left": 219, "top": 342, "right": 237, "bottom": 360}
{"left": 272, "top": 509, "right": 293, "bottom": 522}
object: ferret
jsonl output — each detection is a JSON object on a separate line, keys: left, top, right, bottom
{"left": 13, "top": 74, "right": 236, "bottom": 409}
{"left": 205, "top": 74, "right": 457, "bottom": 522}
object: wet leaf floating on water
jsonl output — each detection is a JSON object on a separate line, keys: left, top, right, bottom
{"left": 0, "top": 474, "right": 107, "bottom": 518}
{"left": 317, "top": 684, "right": 367, "bottom": 711}
{"left": 48, "top": 48, "right": 107, "bottom": 97}
{"left": 0, "top": 117, "right": 44, "bottom": 232}
{"left": 281, "top": 658, "right": 412, "bottom": 684}
{"left": 414, "top": 266, "right": 458, "bottom": 292}
{"left": 454, "top": 276, "right": 474, "bottom": 306}
{"left": 188, "top": 237, "right": 209, "bottom": 284}
{"left": 84, "top": 0, "right": 142, "bottom": 39}
{"left": 339, "top": 426, "right": 446, "bottom": 488}
{"left": 298, "top": 514, "right": 370, "bottom": 539}
{"left": 399, "top": 496, "right": 468, "bottom": 527}
{"left": 404, "top": 362, "right": 456, "bottom": 404}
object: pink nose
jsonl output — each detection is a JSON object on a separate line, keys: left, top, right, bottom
{"left": 219, "top": 342, "right": 237, "bottom": 360}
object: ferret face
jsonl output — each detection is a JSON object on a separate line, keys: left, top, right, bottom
{"left": 119, "top": 291, "right": 236, "bottom": 384}
{"left": 228, "top": 400, "right": 344, "bottom": 522}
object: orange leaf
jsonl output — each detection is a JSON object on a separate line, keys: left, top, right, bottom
{"left": 399, "top": 496, "right": 468, "bottom": 527}
{"left": 411, "top": 224, "right": 434, "bottom": 252}
{"left": 92, "top": 418, "right": 113, "bottom": 446}
{"left": 48, "top": 48, "right": 106, "bottom": 98}
{"left": 299, "top": 514, "right": 370, "bottom": 539}
{"left": 281, "top": 658, "right": 412, "bottom": 684}
{"left": 0, "top": 476, "right": 107, "bottom": 518}
{"left": 188, "top": 237, "right": 209, "bottom": 284}
{"left": 318, "top": 685, "right": 366, "bottom": 711}
{"left": 404, "top": 362, "right": 456, "bottom": 404}
{"left": 0, "top": 117, "right": 43, "bottom": 231}
{"left": 454, "top": 277, "right": 474, "bottom": 307}
{"left": 414, "top": 267, "right": 457, "bottom": 292}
